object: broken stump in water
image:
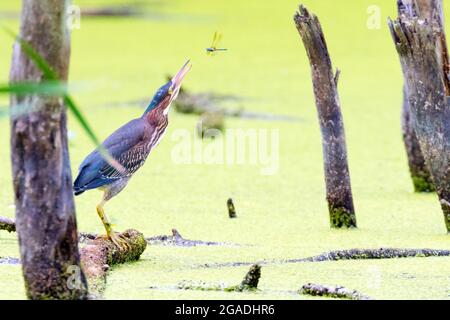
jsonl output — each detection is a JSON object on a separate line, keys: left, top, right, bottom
{"left": 225, "top": 264, "right": 261, "bottom": 292}
{"left": 227, "top": 198, "right": 237, "bottom": 218}
{"left": 196, "top": 111, "right": 224, "bottom": 138}
{"left": 294, "top": 5, "right": 357, "bottom": 228}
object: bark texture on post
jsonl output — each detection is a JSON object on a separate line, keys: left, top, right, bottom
{"left": 400, "top": 0, "right": 442, "bottom": 193}
{"left": 9, "top": 0, "right": 88, "bottom": 299}
{"left": 389, "top": 0, "right": 450, "bottom": 232}
{"left": 402, "top": 86, "right": 435, "bottom": 192}
{"left": 294, "top": 5, "right": 356, "bottom": 228}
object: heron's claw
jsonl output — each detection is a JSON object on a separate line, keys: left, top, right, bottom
{"left": 96, "top": 232, "right": 131, "bottom": 251}
{"left": 109, "top": 232, "right": 131, "bottom": 251}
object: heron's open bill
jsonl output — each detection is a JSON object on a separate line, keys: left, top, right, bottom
{"left": 73, "top": 61, "right": 192, "bottom": 250}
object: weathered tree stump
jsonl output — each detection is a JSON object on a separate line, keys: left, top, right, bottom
{"left": 225, "top": 264, "right": 261, "bottom": 292}
{"left": 9, "top": 0, "right": 88, "bottom": 299}
{"left": 80, "top": 229, "right": 147, "bottom": 297}
{"left": 399, "top": 0, "right": 440, "bottom": 193}
{"left": 227, "top": 198, "right": 237, "bottom": 219}
{"left": 196, "top": 111, "right": 224, "bottom": 138}
{"left": 403, "top": 86, "right": 435, "bottom": 192}
{"left": 294, "top": 5, "right": 356, "bottom": 228}
{"left": 389, "top": 0, "right": 450, "bottom": 232}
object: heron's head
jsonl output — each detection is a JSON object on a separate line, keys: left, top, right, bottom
{"left": 144, "top": 60, "right": 192, "bottom": 115}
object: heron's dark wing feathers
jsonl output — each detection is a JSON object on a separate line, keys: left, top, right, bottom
{"left": 74, "top": 118, "right": 153, "bottom": 194}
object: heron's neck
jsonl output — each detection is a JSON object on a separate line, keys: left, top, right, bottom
{"left": 144, "top": 105, "right": 169, "bottom": 124}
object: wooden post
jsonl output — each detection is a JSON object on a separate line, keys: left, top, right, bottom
{"left": 389, "top": 0, "right": 450, "bottom": 232}
{"left": 400, "top": 0, "right": 440, "bottom": 193}
{"left": 402, "top": 86, "right": 435, "bottom": 192}
{"left": 9, "top": 0, "right": 88, "bottom": 298}
{"left": 294, "top": 5, "right": 357, "bottom": 228}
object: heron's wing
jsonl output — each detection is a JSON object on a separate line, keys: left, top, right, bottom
{"left": 74, "top": 118, "right": 153, "bottom": 193}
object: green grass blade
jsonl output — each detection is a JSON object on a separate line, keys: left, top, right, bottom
{"left": 2, "top": 25, "right": 127, "bottom": 173}
{"left": 2, "top": 26, "right": 58, "bottom": 80}
{"left": 3, "top": 25, "right": 100, "bottom": 145}
{"left": 63, "top": 96, "right": 100, "bottom": 146}
{"left": 0, "top": 81, "right": 68, "bottom": 96}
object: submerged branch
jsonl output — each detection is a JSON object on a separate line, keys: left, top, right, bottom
{"left": 200, "top": 248, "right": 450, "bottom": 268}
{"left": 0, "top": 217, "right": 15, "bottom": 232}
{"left": 299, "top": 283, "right": 372, "bottom": 300}
{"left": 146, "top": 229, "right": 240, "bottom": 247}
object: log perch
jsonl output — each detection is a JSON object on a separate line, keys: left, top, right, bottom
{"left": 294, "top": 5, "right": 357, "bottom": 228}
{"left": 300, "top": 283, "right": 372, "bottom": 300}
{"left": 389, "top": 0, "right": 450, "bottom": 232}
{"left": 80, "top": 229, "right": 147, "bottom": 296}
{"left": 0, "top": 216, "right": 16, "bottom": 232}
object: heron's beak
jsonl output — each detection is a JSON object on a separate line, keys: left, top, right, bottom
{"left": 171, "top": 60, "right": 192, "bottom": 95}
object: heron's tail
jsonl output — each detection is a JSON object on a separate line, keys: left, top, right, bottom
{"left": 74, "top": 187, "right": 85, "bottom": 196}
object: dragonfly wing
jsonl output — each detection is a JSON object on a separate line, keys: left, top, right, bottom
{"left": 211, "top": 31, "right": 219, "bottom": 48}
{"left": 216, "top": 32, "right": 222, "bottom": 46}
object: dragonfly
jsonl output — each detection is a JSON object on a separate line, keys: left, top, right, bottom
{"left": 206, "top": 32, "right": 227, "bottom": 56}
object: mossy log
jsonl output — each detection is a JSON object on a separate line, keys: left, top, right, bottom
{"left": 300, "top": 283, "right": 372, "bottom": 300}
{"left": 0, "top": 216, "right": 15, "bottom": 232}
{"left": 80, "top": 229, "right": 147, "bottom": 297}
{"left": 294, "top": 5, "right": 356, "bottom": 228}
{"left": 389, "top": 0, "right": 450, "bottom": 232}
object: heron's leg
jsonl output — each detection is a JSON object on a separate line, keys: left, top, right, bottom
{"left": 96, "top": 198, "right": 130, "bottom": 251}
{"left": 96, "top": 200, "right": 112, "bottom": 235}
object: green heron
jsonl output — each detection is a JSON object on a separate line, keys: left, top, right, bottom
{"left": 74, "top": 61, "right": 192, "bottom": 250}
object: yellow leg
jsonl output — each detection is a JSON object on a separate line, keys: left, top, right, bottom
{"left": 96, "top": 200, "right": 130, "bottom": 251}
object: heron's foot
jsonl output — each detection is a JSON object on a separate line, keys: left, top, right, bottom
{"left": 96, "top": 232, "right": 131, "bottom": 251}
{"left": 110, "top": 232, "right": 131, "bottom": 251}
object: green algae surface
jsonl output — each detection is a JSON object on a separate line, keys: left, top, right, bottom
{"left": 0, "top": 0, "right": 449, "bottom": 300}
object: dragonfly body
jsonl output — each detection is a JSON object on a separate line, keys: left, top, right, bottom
{"left": 206, "top": 32, "right": 227, "bottom": 56}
